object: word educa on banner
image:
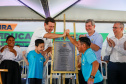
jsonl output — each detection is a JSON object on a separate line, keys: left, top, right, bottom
{"left": 0, "top": 32, "right": 32, "bottom": 47}
{"left": 0, "top": 32, "right": 108, "bottom": 47}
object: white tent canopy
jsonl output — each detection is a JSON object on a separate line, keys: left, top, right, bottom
{"left": 0, "top": 0, "right": 126, "bottom": 22}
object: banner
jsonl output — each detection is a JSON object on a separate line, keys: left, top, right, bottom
{"left": 0, "top": 21, "right": 117, "bottom": 56}
{"left": 0, "top": 31, "right": 108, "bottom": 47}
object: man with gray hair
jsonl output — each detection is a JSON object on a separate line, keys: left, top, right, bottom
{"left": 79, "top": 19, "right": 103, "bottom": 84}
{"left": 106, "top": 22, "right": 126, "bottom": 84}
{"left": 80, "top": 19, "right": 103, "bottom": 65}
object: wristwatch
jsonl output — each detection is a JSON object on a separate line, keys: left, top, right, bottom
{"left": 90, "top": 75, "right": 95, "bottom": 79}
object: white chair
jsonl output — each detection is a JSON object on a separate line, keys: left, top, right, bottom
{"left": 63, "top": 73, "right": 76, "bottom": 84}
{"left": 18, "top": 60, "right": 27, "bottom": 78}
{"left": 101, "top": 61, "right": 107, "bottom": 84}
{"left": 46, "top": 60, "right": 76, "bottom": 84}
{"left": 46, "top": 60, "right": 61, "bottom": 84}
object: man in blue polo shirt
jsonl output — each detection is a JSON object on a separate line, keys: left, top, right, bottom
{"left": 67, "top": 32, "right": 103, "bottom": 84}
{"left": 80, "top": 19, "right": 103, "bottom": 69}
{"left": 85, "top": 19, "right": 103, "bottom": 64}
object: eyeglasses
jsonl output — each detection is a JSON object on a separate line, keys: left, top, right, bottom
{"left": 112, "top": 27, "right": 121, "bottom": 29}
{"left": 86, "top": 25, "right": 93, "bottom": 27}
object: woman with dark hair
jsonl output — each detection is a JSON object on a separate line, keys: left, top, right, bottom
{"left": 0, "top": 35, "right": 22, "bottom": 84}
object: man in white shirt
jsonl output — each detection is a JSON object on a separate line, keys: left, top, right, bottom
{"left": 27, "top": 17, "right": 68, "bottom": 53}
{"left": 27, "top": 17, "right": 69, "bottom": 84}
{"left": 106, "top": 22, "right": 126, "bottom": 84}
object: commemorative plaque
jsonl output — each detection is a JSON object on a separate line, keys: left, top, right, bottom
{"left": 53, "top": 41, "right": 75, "bottom": 71}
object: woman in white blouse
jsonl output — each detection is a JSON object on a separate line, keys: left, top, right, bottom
{"left": 0, "top": 35, "right": 22, "bottom": 84}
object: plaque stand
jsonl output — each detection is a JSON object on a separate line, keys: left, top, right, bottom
{"left": 50, "top": 14, "right": 79, "bottom": 84}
